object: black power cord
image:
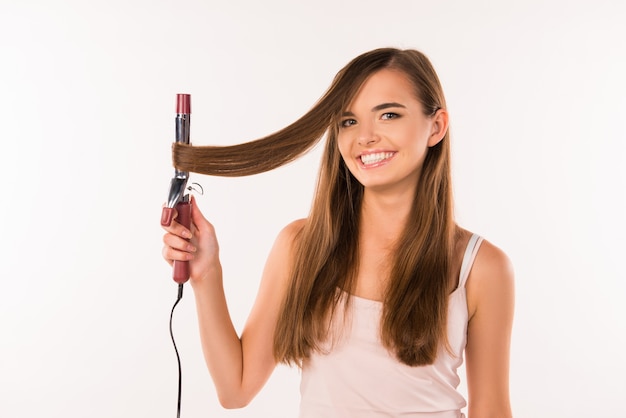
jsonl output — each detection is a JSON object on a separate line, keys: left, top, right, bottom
{"left": 169, "top": 284, "right": 184, "bottom": 418}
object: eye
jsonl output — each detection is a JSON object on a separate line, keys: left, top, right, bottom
{"left": 381, "top": 112, "right": 399, "bottom": 120}
{"left": 340, "top": 118, "right": 357, "bottom": 128}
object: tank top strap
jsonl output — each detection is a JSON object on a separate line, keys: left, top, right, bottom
{"left": 457, "top": 233, "right": 484, "bottom": 290}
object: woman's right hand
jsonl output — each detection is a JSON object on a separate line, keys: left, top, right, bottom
{"left": 162, "top": 196, "right": 303, "bottom": 407}
{"left": 161, "top": 195, "right": 221, "bottom": 284}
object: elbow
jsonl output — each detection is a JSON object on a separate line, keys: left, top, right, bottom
{"left": 219, "top": 399, "right": 250, "bottom": 410}
{"left": 217, "top": 393, "right": 253, "bottom": 409}
{"left": 468, "top": 403, "right": 513, "bottom": 418}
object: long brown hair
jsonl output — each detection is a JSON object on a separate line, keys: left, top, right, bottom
{"left": 173, "top": 48, "right": 455, "bottom": 367}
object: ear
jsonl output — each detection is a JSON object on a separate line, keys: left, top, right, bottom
{"left": 427, "top": 108, "right": 449, "bottom": 147}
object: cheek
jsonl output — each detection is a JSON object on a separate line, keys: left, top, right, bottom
{"left": 407, "top": 127, "right": 431, "bottom": 152}
{"left": 336, "top": 135, "right": 352, "bottom": 162}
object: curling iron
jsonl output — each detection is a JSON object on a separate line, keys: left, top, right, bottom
{"left": 161, "top": 93, "right": 192, "bottom": 284}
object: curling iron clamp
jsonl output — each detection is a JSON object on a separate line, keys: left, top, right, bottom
{"left": 161, "top": 94, "right": 192, "bottom": 284}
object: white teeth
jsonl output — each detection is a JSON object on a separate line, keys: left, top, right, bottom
{"left": 360, "top": 152, "right": 394, "bottom": 165}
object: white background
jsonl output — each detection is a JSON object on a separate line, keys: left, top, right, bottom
{"left": 1, "top": 0, "right": 625, "bottom": 417}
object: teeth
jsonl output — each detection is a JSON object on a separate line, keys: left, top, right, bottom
{"left": 360, "top": 152, "right": 394, "bottom": 165}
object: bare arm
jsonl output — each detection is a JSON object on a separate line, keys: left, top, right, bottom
{"left": 162, "top": 196, "right": 302, "bottom": 408}
{"left": 464, "top": 240, "right": 515, "bottom": 418}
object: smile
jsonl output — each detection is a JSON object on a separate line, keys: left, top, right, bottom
{"left": 360, "top": 152, "right": 395, "bottom": 166}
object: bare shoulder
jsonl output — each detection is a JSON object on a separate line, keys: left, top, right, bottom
{"left": 280, "top": 218, "right": 307, "bottom": 236}
{"left": 472, "top": 238, "right": 514, "bottom": 283}
{"left": 262, "top": 218, "right": 307, "bottom": 277}
{"left": 273, "top": 218, "right": 307, "bottom": 251}
{"left": 465, "top": 234, "right": 515, "bottom": 319}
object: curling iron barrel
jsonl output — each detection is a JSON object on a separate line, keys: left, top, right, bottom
{"left": 161, "top": 94, "right": 192, "bottom": 284}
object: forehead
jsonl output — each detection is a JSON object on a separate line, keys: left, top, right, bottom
{"left": 347, "top": 69, "right": 418, "bottom": 109}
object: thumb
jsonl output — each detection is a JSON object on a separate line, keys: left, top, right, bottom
{"left": 190, "top": 195, "right": 209, "bottom": 228}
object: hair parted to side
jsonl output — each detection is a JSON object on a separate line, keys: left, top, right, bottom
{"left": 174, "top": 48, "right": 456, "bottom": 367}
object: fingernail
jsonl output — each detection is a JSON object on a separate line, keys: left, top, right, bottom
{"left": 187, "top": 244, "right": 196, "bottom": 252}
{"left": 182, "top": 230, "right": 191, "bottom": 239}
{"left": 161, "top": 207, "right": 175, "bottom": 226}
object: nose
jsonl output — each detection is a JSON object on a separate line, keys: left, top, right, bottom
{"left": 356, "top": 123, "right": 379, "bottom": 147}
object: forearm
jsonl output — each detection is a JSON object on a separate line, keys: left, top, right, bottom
{"left": 191, "top": 266, "right": 248, "bottom": 408}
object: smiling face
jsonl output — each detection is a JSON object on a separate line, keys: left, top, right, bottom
{"left": 337, "top": 69, "right": 448, "bottom": 197}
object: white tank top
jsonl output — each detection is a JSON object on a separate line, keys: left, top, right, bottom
{"left": 299, "top": 234, "right": 483, "bottom": 418}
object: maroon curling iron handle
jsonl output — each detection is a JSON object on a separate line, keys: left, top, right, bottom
{"left": 161, "top": 93, "right": 192, "bottom": 284}
{"left": 172, "top": 199, "right": 191, "bottom": 284}
{"left": 161, "top": 197, "right": 192, "bottom": 284}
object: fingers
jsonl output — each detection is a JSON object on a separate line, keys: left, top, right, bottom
{"left": 163, "top": 230, "right": 196, "bottom": 253}
{"left": 161, "top": 203, "right": 194, "bottom": 265}
{"left": 163, "top": 196, "right": 211, "bottom": 233}
{"left": 161, "top": 207, "right": 193, "bottom": 239}
{"left": 161, "top": 246, "right": 174, "bottom": 266}
{"left": 162, "top": 232, "right": 196, "bottom": 262}
{"left": 162, "top": 244, "right": 194, "bottom": 264}
{"left": 161, "top": 197, "right": 217, "bottom": 268}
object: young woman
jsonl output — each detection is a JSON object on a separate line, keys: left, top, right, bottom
{"left": 161, "top": 48, "right": 515, "bottom": 418}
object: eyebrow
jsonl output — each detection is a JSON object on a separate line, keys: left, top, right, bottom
{"left": 341, "top": 102, "right": 407, "bottom": 117}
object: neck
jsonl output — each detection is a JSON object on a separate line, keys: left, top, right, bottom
{"left": 359, "top": 187, "right": 415, "bottom": 246}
